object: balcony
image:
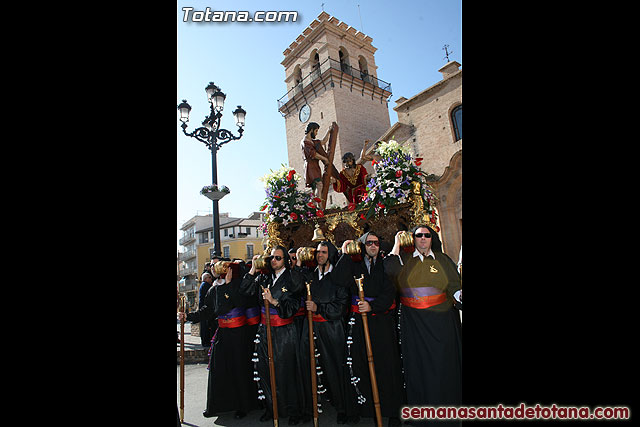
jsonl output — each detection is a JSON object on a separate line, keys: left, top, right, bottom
{"left": 278, "top": 57, "right": 392, "bottom": 115}
{"left": 179, "top": 234, "right": 196, "bottom": 246}
{"left": 178, "top": 250, "right": 196, "bottom": 262}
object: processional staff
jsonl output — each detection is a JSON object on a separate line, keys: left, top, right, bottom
{"left": 261, "top": 285, "right": 279, "bottom": 427}
{"left": 306, "top": 281, "right": 320, "bottom": 427}
{"left": 354, "top": 274, "right": 382, "bottom": 427}
{"left": 178, "top": 291, "right": 186, "bottom": 423}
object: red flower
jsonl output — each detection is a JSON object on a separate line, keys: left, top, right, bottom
{"left": 395, "top": 170, "right": 402, "bottom": 178}
{"left": 414, "top": 157, "right": 423, "bottom": 166}
{"left": 313, "top": 197, "right": 322, "bottom": 203}
{"left": 290, "top": 212, "right": 298, "bottom": 220}
{"left": 359, "top": 213, "right": 366, "bottom": 220}
{"left": 260, "top": 204, "right": 268, "bottom": 211}
{"left": 377, "top": 202, "right": 385, "bottom": 209}
{"left": 371, "top": 159, "right": 377, "bottom": 166}
{"left": 435, "top": 226, "right": 440, "bottom": 232}
{"left": 286, "top": 170, "right": 296, "bottom": 181}
{"left": 316, "top": 210, "right": 325, "bottom": 217}
{"left": 307, "top": 202, "right": 315, "bottom": 208}
{"left": 347, "top": 203, "right": 356, "bottom": 211}
{"left": 273, "top": 195, "right": 281, "bottom": 199}
{"left": 416, "top": 172, "right": 423, "bottom": 176}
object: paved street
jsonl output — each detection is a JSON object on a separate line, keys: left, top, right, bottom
{"left": 177, "top": 362, "right": 350, "bottom": 427}
{"left": 177, "top": 321, "right": 401, "bottom": 426}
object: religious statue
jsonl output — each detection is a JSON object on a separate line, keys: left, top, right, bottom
{"left": 301, "top": 121, "right": 340, "bottom": 208}
{"left": 333, "top": 140, "right": 381, "bottom": 204}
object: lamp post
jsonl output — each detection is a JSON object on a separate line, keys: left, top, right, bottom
{"left": 178, "top": 82, "right": 246, "bottom": 257}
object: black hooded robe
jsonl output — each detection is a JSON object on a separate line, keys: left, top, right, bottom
{"left": 333, "top": 250, "right": 405, "bottom": 421}
{"left": 384, "top": 250, "right": 462, "bottom": 427}
{"left": 186, "top": 273, "right": 259, "bottom": 416}
{"left": 296, "top": 263, "right": 350, "bottom": 419}
{"left": 239, "top": 268, "right": 306, "bottom": 419}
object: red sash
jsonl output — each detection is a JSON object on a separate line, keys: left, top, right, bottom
{"left": 261, "top": 312, "right": 294, "bottom": 327}
{"left": 400, "top": 292, "right": 446, "bottom": 309}
{"left": 312, "top": 313, "right": 327, "bottom": 322}
{"left": 218, "top": 315, "right": 247, "bottom": 328}
{"left": 350, "top": 299, "right": 396, "bottom": 316}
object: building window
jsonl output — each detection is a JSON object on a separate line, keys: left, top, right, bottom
{"left": 199, "top": 233, "right": 208, "bottom": 244}
{"left": 224, "top": 228, "right": 228, "bottom": 237}
{"left": 246, "top": 244, "right": 254, "bottom": 258}
{"left": 245, "top": 227, "right": 251, "bottom": 235}
{"left": 451, "top": 105, "right": 462, "bottom": 141}
{"left": 223, "top": 246, "right": 230, "bottom": 258}
{"left": 339, "top": 48, "right": 350, "bottom": 74}
{"left": 358, "top": 55, "right": 370, "bottom": 83}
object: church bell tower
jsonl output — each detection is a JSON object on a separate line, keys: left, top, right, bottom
{"left": 278, "top": 11, "right": 392, "bottom": 207}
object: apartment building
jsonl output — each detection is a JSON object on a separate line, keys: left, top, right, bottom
{"left": 178, "top": 212, "right": 267, "bottom": 293}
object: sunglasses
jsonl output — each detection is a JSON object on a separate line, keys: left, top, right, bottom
{"left": 365, "top": 240, "right": 380, "bottom": 246}
{"left": 271, "top": 255, "right": 284, "bottom": 261}
{"left": 415, "top": 233, "right": 432, "bottom": 238}
{"left": 290, "top": 256, "right": 297, "bottom": 260}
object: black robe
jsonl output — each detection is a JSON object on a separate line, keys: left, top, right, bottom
{"left": 384, "top": 251, "right": 462, "bottom": 427}
{"left": 186, "top": 275, "right": 259, "bottom": 415}
{"left": 240, "top": 268, "right": 306, "bottom": 419}
{"left": 198, "top": 280, "right": 215, "bottom": 347}
{"left": 296, "top": 264, "right": 350, "bottom": 418}
{"left": 332, "top": 252, "right": 405, "bottom": 420}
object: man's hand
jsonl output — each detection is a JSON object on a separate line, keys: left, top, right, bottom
{"left": 305, "top": 300, "right": 317, "bottom": 312}
{"left": 357, "top": 300, "right": 371, "bottom": 313}
{"left": 262, "top": 286, "right": 278, "bottom": 306}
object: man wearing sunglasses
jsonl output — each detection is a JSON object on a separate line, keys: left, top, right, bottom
{"left": 385, "top": 225, "right": 462, "bottom": 424}
{"left": 333, "top": 232, "right": 404, "bottom": 427}
{"left": 240, "top": 246, "right": 307, "bottom": 425}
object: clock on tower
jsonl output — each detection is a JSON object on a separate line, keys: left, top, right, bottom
{"left": 299, "top": 104, "right": 311, "bottom": 123}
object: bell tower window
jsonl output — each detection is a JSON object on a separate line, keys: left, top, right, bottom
{"left": 358, "top": 56, "right": 369, "bottom": 83}
{"left": 339, "top": 48, "right": 351, "bottom": 75}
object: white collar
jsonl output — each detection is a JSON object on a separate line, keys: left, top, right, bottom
{"left": 315, "top": 263, "right": 333, "bottom": 279}
{"left": 272, "top": 268, "right": 286, "bottom": 282}
{"left": 413, "top": 248, "right": 435, "bottom": 262}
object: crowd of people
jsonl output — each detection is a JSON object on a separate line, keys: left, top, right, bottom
{"left": 178, "top": 224, "right": 462, "bottom": 427}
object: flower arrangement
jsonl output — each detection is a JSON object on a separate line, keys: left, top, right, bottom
{"left": 200, "top": 184, "right": 230, "bottom": 195}
{"left": 357, "top": 139, "right": 438, "bottom": 226}
{"left": 259, "top": 164, "right": 324, "bottom": 228}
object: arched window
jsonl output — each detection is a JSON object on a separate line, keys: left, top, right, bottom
{"left": 293, "top": 65, "right": 303, "bottom": 94}
{"left": 358, "top": 55, "right": 369, "bottom": 83}
{"left": 339, "top": 48, "right": 350, "bottom": 75}
{"left": 310, "top": 50, "right": 320, "bottom": 81}
{"left": 451, "top": 104, "right": 462, "bottom": 141}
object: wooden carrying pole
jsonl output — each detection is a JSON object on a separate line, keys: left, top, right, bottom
{"left": 306, "top": 282, "right": 319, "bottom": 427}
{"left": 262, "top": 286, "right": 279, "bottom": 427}
{"left": 319, "top": 122, "right": 340, "bottom": 210}
{"left": 355, "top": 274, "right": 382, "bottom": 427}
{"left": 178, "top": 294, "right": 186, "bottom": 423}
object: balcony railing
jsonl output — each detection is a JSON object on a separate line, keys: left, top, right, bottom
{"left": 277, "top": 57, "right": 392, "bottom": 113}
{"left": 179, "top": 234, "right": 196, "bottom": 246}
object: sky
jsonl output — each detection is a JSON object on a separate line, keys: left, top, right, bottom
{"left": 177, "top": 0, "right": 461, "bottom": 252}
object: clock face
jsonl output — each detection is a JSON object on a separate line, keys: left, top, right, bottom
{"left": 299, "top": 104, "right": 311, "bottom": 123}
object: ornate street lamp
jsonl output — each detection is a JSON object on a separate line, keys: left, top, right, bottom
{"left": 178, "top": 82, "right": 246, "bottom": 257}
